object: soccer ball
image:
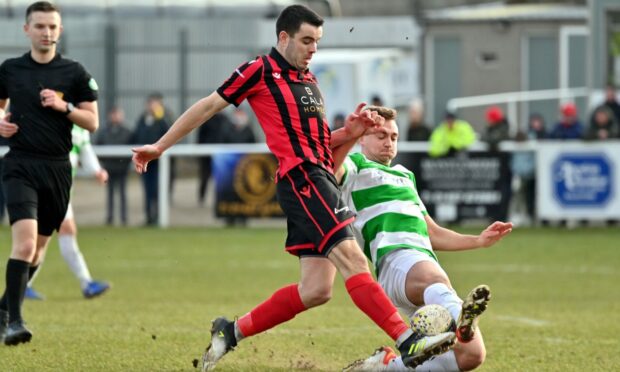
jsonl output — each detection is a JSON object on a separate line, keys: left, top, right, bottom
{"left": 410, "top": 304, "right": 456, "bottom": 336}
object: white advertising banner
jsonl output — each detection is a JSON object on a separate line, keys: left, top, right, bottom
{"left": 537, "top": 141, "right": 620, "bottom": 220}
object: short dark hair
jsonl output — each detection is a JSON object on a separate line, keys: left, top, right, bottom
{"left": 276, "top": 5, "right": 323, "bottom": 38}
{"left": 445, "top": 111, "right": 456, "bottom": 120}
{"left": 26, "top": 1, "right": 60, "bottom": 23}
{"left": 147, "top": 92, "right": 164, "bottom": 101}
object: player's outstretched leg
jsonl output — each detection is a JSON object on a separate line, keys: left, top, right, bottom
{"left": 201, "top": 317, "right": 237, "bottom": 371}
{"left": 342, "top": 346, "right": 397, "bottom": 372}
{"left": 346, "top": 331, "right": 456, "bottom": 372}
{"left": 398, "top": 331, "right": 456, "bottom": 368}
{"left": 456, "top": 284, "right": 491, "bottom": 343}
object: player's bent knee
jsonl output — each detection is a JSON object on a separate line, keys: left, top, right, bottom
{"left": 409, "top": 262, "right": 450, "bottom": 287}
{"left": 301, "top": 286, "right": 332, "bottom": 308}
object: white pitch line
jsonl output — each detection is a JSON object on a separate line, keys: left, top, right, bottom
{"left": 494, "top": 315, "right": 551, "bottom": 327}
{"left": 452, "top": 264, "right": 615, "bottom": 276}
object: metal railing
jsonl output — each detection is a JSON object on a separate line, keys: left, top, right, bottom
{"left": 446, "top": 87, "right": 590, "bottom": 135}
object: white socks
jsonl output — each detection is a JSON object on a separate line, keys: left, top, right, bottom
{"left": 423, "top": 283, "right": 463, "bottom": 322}
{"left": 386, "top": 282, "right": 461, "bottom": 371}
{"left": 58, "top": 234, "right": 92, "bottom": 288}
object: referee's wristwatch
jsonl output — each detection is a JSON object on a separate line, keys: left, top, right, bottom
{"left": 65, "top": 102, "right": 75, "bottom": 115}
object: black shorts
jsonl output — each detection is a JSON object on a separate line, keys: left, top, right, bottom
{"left": 2, "top": 152, "right": 72, "bottom": 236}
{"left": 277, "top": 162, "right": 356, "bottom": 257}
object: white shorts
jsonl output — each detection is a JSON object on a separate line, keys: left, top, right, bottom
{"left": 377, "top": 249, "right": 448, "bottom": 318}
{"left": 64, "top": 201, "right": 74, "bottom": 220}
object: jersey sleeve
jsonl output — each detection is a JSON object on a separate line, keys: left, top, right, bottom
{"left": 216, "top": 57, "right": 264, "bottom": 107}
{"left": 0, "top": 62, "right": 8, "bottom": 99}
{"left": 72, "top": 63, "right": 98, "bottom": 103}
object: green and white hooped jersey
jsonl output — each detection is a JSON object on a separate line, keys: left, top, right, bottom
{"left": 70, "top": 125, "right": 101, "bottom": 177}
{"left": 340, "top": 153, "right": 438, "bottom": 273}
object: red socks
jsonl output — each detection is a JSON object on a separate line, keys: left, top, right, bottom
{"left": 236, "top": 274, "right": 409, "bottom": 342}
{"left": 237, "top": 284, "right": 306, "bottom": 337}
{"left": 345, "top": 272, "right": 409, "bottom": 341}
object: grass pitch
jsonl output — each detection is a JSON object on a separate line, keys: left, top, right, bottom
{"left": 0, "top": 226, "right": 618, "bottom": 371}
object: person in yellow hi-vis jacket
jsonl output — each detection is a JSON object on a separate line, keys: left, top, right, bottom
{"left": 429, "top": 112, "right": 476, "bottom": 157}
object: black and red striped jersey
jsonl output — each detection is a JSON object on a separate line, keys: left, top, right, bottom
{"left": 217, "top": 48, "right": 333, "bottom": 178}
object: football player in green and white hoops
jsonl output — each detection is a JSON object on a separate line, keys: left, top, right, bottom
{"left": 336, "top": 106, "right": 513, "bottom": 372}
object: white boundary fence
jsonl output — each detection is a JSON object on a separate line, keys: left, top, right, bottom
{"left": 3, "top": 140, "right": 618, "bottom": 227}
{"left": 89, "top": 140, "right": 602, "bottom": 227}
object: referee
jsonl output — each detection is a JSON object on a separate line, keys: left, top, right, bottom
{"left": 0, "top": 1, "right": 99, "bottom": 345}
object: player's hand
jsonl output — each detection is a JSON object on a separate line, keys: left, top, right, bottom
{"left": 477, "top": 221, "right": 514, "bottom": 248}
{"left": 344, "top": 103, "right": 384, "bottom": 138}
{"left": 95, "top": 169, "right": 109, "bottom": 185}
{"left": 40, "top": 88, "right": 67, "bottom": 112}
{"left": 132, "top": 144, "right": 162, "bottom": 174}
{"left": 0, "top": 113, "right": 18, "bottom": 138}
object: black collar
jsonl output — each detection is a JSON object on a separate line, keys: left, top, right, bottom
{"left": 269, "top": 47, "right": 308, "bottom": 74}
{"left": 25, "top": 51, "right": 61, "bottom": 66}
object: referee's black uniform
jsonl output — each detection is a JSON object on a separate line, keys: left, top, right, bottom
{"left": 0, "top": 52, "right": 98, "bottom": 342}
{"left": 0, "top": 52, "right": 97, "bottom": 234}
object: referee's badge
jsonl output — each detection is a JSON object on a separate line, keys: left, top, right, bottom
{"left": 88, "top": 78, "right": 99, "bottom": 91}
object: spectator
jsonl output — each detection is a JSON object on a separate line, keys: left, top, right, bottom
{"left": 586, "top": 106, "right": 618, "bottom": 141}
{"left": 219, "top": 108, "right": 257, "bottom": 227}
{"left": 197, "top": 112, "right": 230, "bottom": 206}
{"left": 331, "top": 112, "right": 345, "bottom": 131}
{"left": 481, "top": 106, "right": 509, "bottom": 152}
{"left": 219, "top": 108, "right": 257, "bottom": 144}
{"left": 96, "top": 105, "right": 133, "bottom": 226}
{"left": 549, "top": 102, "right": 584, "bottom": 140}
{"left": 405, "top": 99, "right": 430, "bottom": 141}
{"left": 132, "top": 92, "right": 172, "bottom": 225}
{"left": 599, "top": 84, "right": 620, "bottom": 125}
{"left": 429, "top": 111, "right": 476, "bottom": 157}
{"left": 370, "top": 94, "right": 384, "bottom": 107}
{"left": 527, "top": 113, "right": 547, "bottom": 140}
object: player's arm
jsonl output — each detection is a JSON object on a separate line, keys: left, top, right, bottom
{"left": 426, "top": 214, "right": 513, "bottom": 251}
{"left": 39, "top": 89, "right": 99, "bottom": 132}
{"left": 79, "top": 139, "right": 108, "bottom": 184}
{"left": 332, "top": 140, "right": 356, "bottom": 175}
{"left": 0, "top": 98, "right": 18, "bottom": 138}
{"left": 331, "top": 103, "right": 382, "bottom": 170}
{"left": 334, "top": 163, "right": 346, "bottom": 184}
{"left": 132, "top": 91, "right": 229, "bottom": 173}
{"left": 330, "top": 103, "right": 380, "bottom": 148}
{"left": 70, "top": 101, "right": 99, "bottom": 132}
